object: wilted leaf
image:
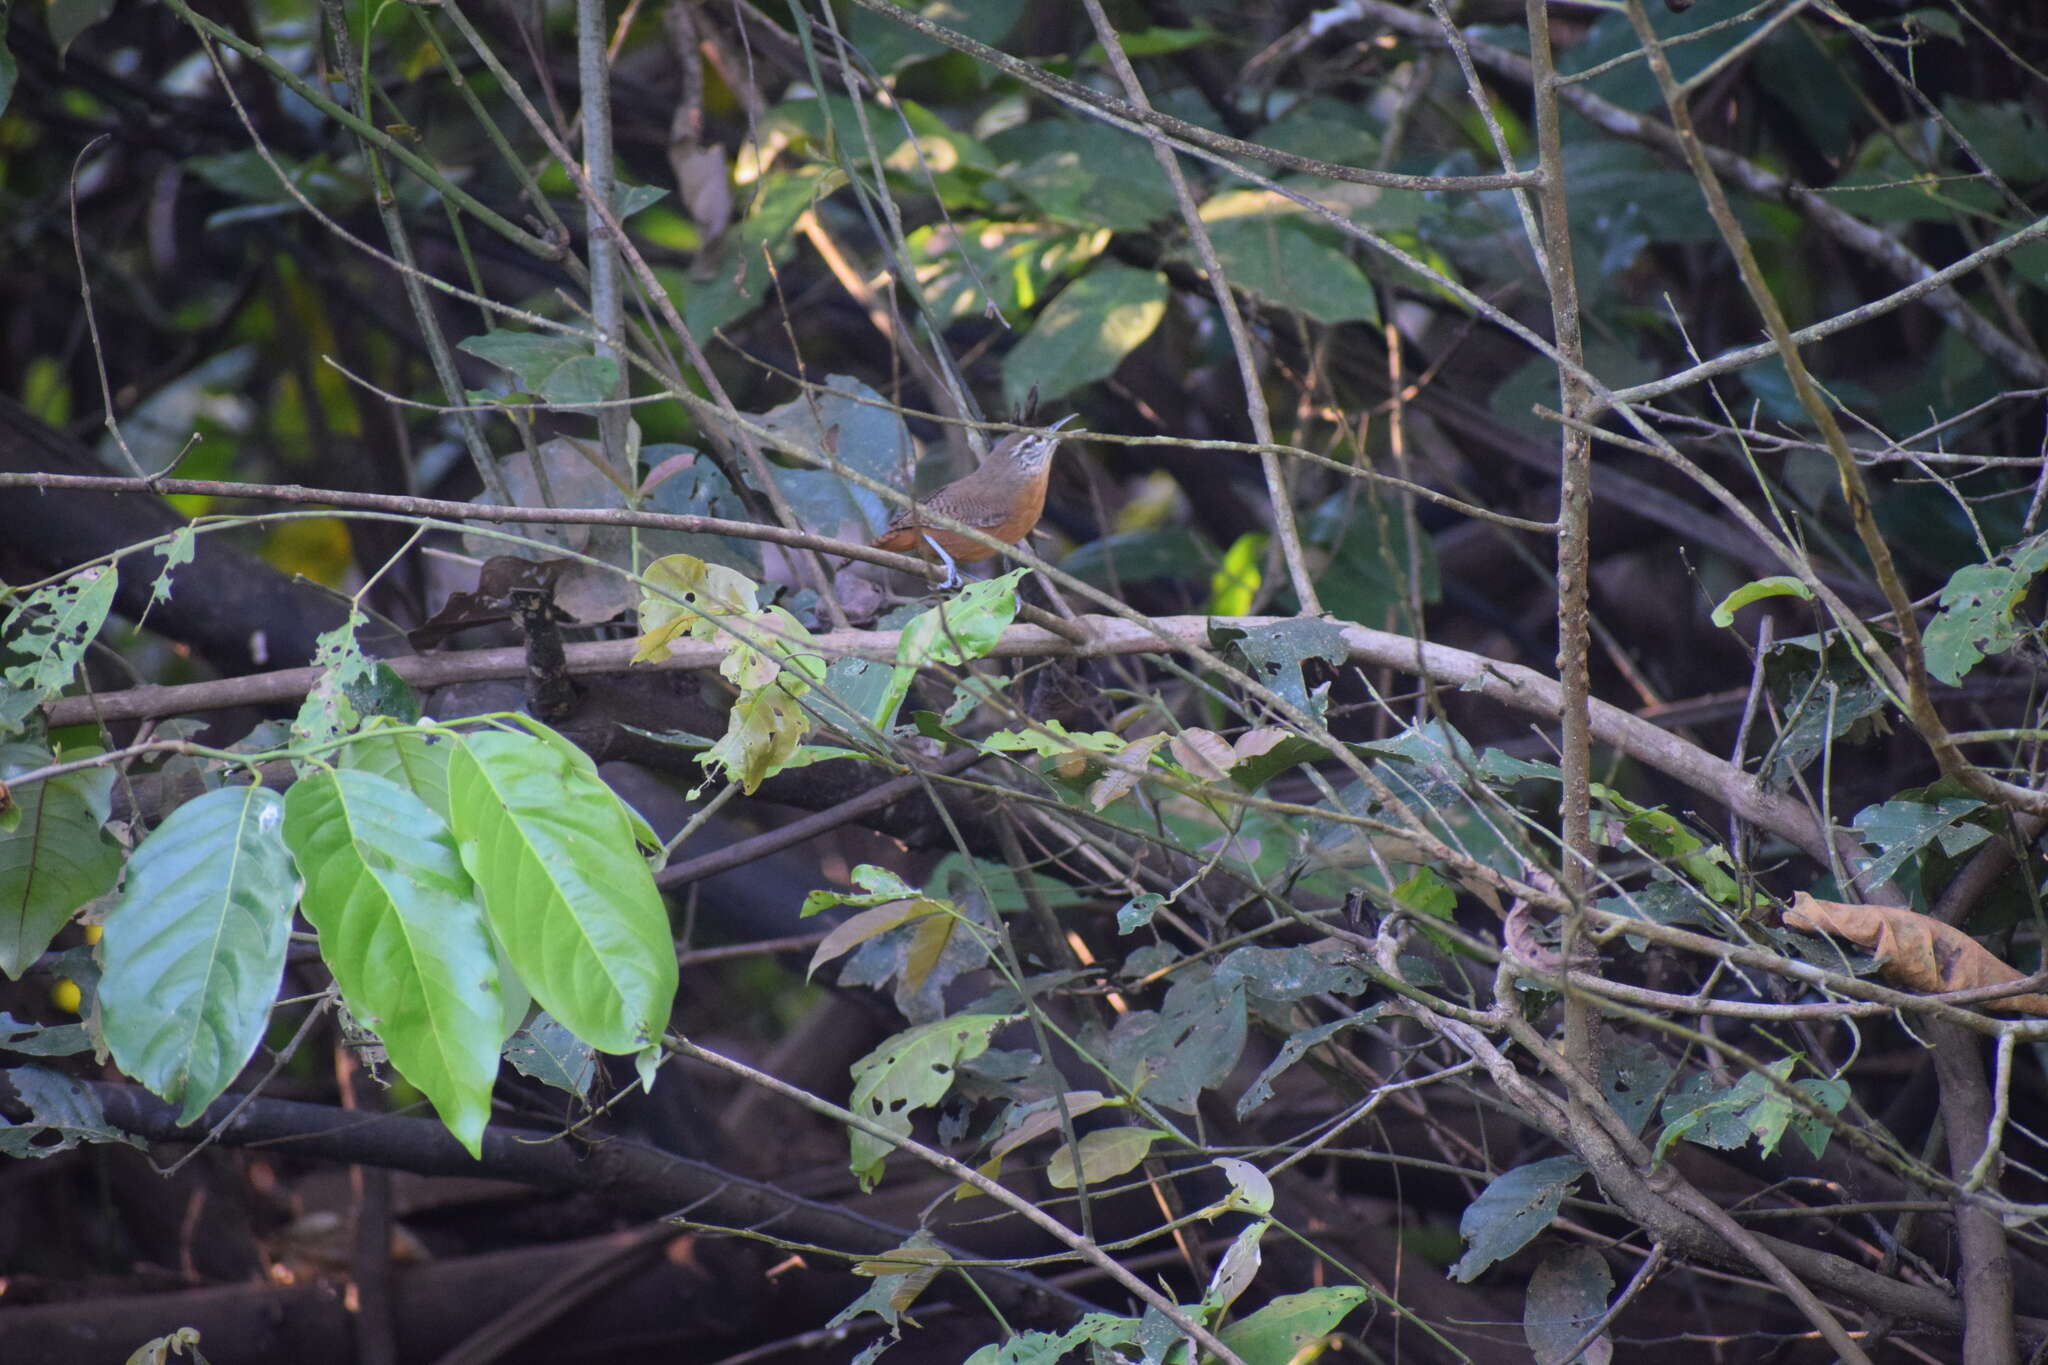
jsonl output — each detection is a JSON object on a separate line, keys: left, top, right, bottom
{"left": 988, "top": 1091, "right": 1109, "bottom": 1160}
{"left": 1784, "top": 892, "right": 2048, "bottom": 1014}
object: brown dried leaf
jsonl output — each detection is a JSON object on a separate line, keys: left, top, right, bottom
{"left": 1168, "top": 728, "right": 1233, "bottom": 782}
{"left": 1784, "top": 892, "right": 2048, "bottom": 1015}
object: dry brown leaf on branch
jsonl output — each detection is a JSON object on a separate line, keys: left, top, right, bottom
{"left": 1783, "top": 892, "right": 2048, "bottom": 1015}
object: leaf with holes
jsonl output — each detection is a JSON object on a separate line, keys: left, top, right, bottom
{"left": 1450, "top": 1156, "right": 1588, "bottom": 1282}
{"left": 0, "top": 565, "right": 117, "bottom": 734}
{"left": 846, "top": 1014, "right": 1007, "bottom": 1191}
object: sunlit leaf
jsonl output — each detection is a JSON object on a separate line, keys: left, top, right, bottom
{"left": 285, "top": 770, "right": 502, "bottom": 1156}
{"left": 447, "top": 729, "right": 677, "bottom": 1060}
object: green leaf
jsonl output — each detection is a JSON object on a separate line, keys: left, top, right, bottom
{"left": 1215, "top": 1286, "right": 1370, "bottom": 1365}
{"left": 1524, "top": 1246, "right": 1614, "bottom": 1365}
{"left": 1923, "top": 539, "right": 2048, "bottom": 684}
{"left": 1044, "top": 1125, "right": 1165, "bottom": 1189}
{"left": 1599, "top": 1037, "right": 1675, "bottom": 1138}
{"left": 47, "top": 0, "right": 116, "bottom": 57}
{"left": 0, "top": 1, "right": 15, "bottom": 120}
{"left": 1852, "top": 795, "right": 1987, "bottom": 889}
{"left": 503, "top": 1013, "right": 596, "bottom": 1098}
{"left": 1211, "top": 618, "right": 1350, "bottom": 723}
{"left": 446, "top": 729, "right": 677, "bottom": 1059}
{"left": 1208, "top": 532, "right": 1266, "bottom": 617}
{"left": 0, "top": 564, "right": 117, "bottom": 734}
{"left": 991, "top": 119, "right": 1178, "bottom": 233}
{"left": 847, "top": 1014, "right": 1006, "bottom": 1190}
{"left": 1710, "top": 574, "right": 1815, "bottom": 628}
{"left": 293, "top": 611, "right": 380, "bottom": 748}
{"left": 0, "top": 1012, "right": 91, "bottom": 1056}
{"left": 1001, "top": 263, "right": 1168, "bottom": 409}
{"left": 285, "top": 770, "right": 503, "bottom": 1157}
{"left": 1450, "top": 1155, "right": 1587, "bottom": 1282}
{"left": 1203, "top": 219, "right": 1379, "bottom": 325}
{"left": 100, "top": 785, "right": 297, "bottom": 1125}
{"left": 964, "top": 1315, "right": 1143, "bottom": 1365}
{"left": 0, "top": 744, "right": 121, "bottom": 979}
{"left": 456, "top": 331, "right": 619, "bottom": 406}
{"left": 341, "top": 723, "right": 453, "bottom": 820}
{"left": 841, "top": 0, "right": 1027, "bottom": 73}
{"left": 898, "top": 569, "right": 1026, "bottom": 667}
{"left": 909, "top": 220, "right": 1109, "bottom": 324}
{"left": 1236, "top": 1011, "right": 1378, "bottom": 1118}
{"left": 150, "top": 526, "right": 196, "bottom": 606}
{"left": 1101, "top": 973, "right": 1246, "bottom": 1113}
{"left": 0, "top": 1066, "right": 142, "bottom": 1157}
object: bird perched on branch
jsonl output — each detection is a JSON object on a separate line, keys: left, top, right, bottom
{"left": 871, "top": 414, "right": 1080, "bottom": 589}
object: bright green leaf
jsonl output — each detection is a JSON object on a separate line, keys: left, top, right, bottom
{"left": 898, "top": 569, "right": 1026, "bottom": 667}
{"left": 1216, "top": 1286, "right": 1370, "bottom": 1365}
{"left": 285, "top": 769, "right": 503, "bottom": 1157}
{"left": 0, "top": 565, "right": 117, "bottom": 734}
{"left": 447, "top": 729, "right": 677, "bottom": 1058}
{"left": 1924, "top": 540, "right": 2048, "bottom": 684}
{"left": 1710, "top": 575, "right": 1814, "bottom": 627}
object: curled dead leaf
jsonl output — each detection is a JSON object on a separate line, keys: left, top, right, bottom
{"left": 1784, "top": 892, "right": 2048, "bottom": 1015}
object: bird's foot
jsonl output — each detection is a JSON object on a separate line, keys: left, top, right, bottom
{"left": 921, "top": 533, "right": 964, "bottom": 591}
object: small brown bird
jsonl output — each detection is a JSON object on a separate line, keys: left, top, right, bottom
{"left": 871, "top": 414, "right": 1079, "bottom": 588}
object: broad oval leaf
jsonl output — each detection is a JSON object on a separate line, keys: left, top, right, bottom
{"left": 1045, "top": 1125, "right": 1166, "bottom": 1189}
{"left": 1000, "top": 263, "right": 1167, "bottom": 409}
{"left": 1450, "top": 1155, "right": 1588, "bottom": 1283}
{"left": 285, "top": 769, "right": 503, "bottom": 1156}
{"left": 0, "top": 744, "right": 121, "bottom": 978}
{"left": 1525, "top": 1245, "right": 1615, "bottom": 1365}
{"left": 100, "top": 785, "right": 297, "bottom": 1124}
{"left": 446, "top": 730, "right": 677, "bottom": 1058}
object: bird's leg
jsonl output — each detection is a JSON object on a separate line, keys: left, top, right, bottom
{"left": 919, "top": 532, "right": 963, "bottom": 590}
